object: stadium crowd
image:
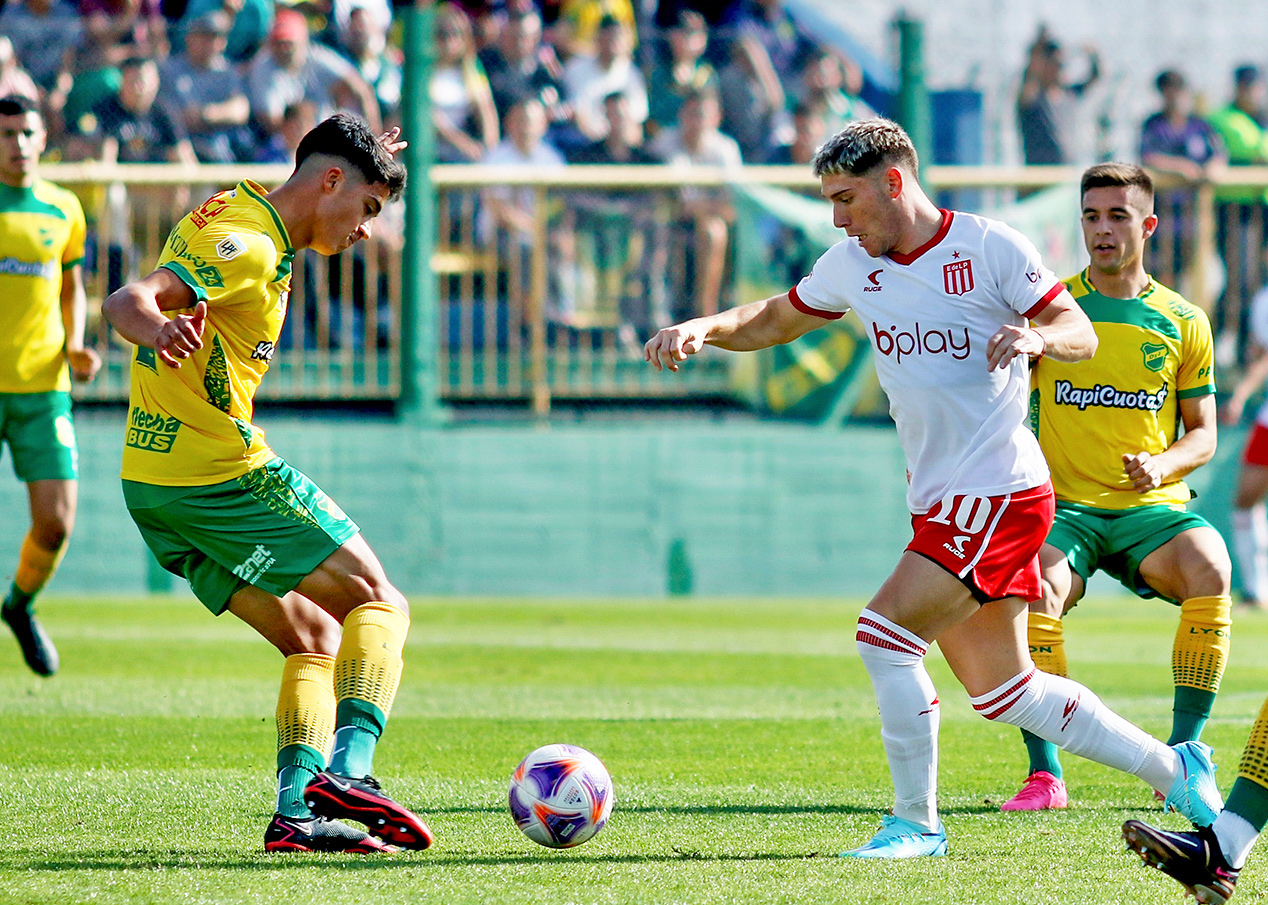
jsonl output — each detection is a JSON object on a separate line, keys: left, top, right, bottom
{"left": 0, "top": 0, "right": 874, "bottom": 168}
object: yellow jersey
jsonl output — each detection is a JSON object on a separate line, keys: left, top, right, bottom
{"left": 1030, "top": 269, "right": 1216, "bottom": 510}
{"left": 121, "top": 180, "right": 294, "bottom": 486}
{"left": 0, "top": 179, "right": 86, "bottom": 393}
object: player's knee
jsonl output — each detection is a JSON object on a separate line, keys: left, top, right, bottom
{"left": 288, "top": 618, "right": 341, "bottom": 658}
{"left": 1178, "top": 554, "right": 1233, "bottom": 599}
{"left": 30, "top": 519, "right": 71, "bottom": 553}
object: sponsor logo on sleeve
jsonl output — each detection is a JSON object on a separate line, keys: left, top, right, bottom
{"left": 195, "top": 264, "right": 224, "bottom": 288}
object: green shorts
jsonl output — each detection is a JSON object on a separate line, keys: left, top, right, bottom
{"left": 1048, "top": 501, "right": 1216, "bottom": 604}
{"left": 0, "top": 391, "right": 78, "bottom": 482}
{"left": 123, "top": 457, "right": 360, "bottom": 615}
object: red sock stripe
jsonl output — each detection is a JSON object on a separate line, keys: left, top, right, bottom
{"left": 972, "top": 668, "right": 1036, "bottom": 720}
{"left": 856, "top": 617, "right": 926, "bottom": 656}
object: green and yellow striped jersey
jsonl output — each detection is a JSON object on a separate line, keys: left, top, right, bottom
{"left": 121, "top": 180, "right": 294, "bottom": 486}
{"left": 1030, "top": 269, "right": 1216, "bottom": 510}
{"left": 0, "top": 179, "right": 86, "bottom": 393}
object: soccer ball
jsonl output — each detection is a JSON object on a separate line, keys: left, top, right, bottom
{"left": 508, "top": 744, "right": 614, "bottom": 848}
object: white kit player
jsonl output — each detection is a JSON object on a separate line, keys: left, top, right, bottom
{"left": 1222, "top": 282, "right": 1268, "bottom": 608}
{"left": 644, "top": 118, "right": 1224, "bottom": 858}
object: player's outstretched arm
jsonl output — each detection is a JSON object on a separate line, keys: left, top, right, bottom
{"left": 1222, "top": 348, "right": 1268, "bottom": 424}
{"left": 986, "top": 289, "right": 1097, "bottom": 371}
{"left": 102, "top": 268, "right": 204, "bottom": 369}
{"left": 644, "top": 292, "right": 825, "bottom": 372}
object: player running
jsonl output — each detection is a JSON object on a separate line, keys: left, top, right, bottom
{"left": 0, "top": 93, "right": 101, "bottom": 676}
{"left": 644, "top": 118, "right": 1223, "bottom": 858}
{"left": 102, "top": 114, "right": 431, "bottom": 854}
{"left": 1002, "top": 162, "right": 1232, "bottom": 811}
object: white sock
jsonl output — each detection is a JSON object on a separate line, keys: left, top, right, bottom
{"left": 1233, "top": 505, "right": 1268, "bottom": 602}
{"left": 856, "top": 611, "right": 940, "bottom": 830}
{"left": 1214, "top": 810, "right": 1261, "bottom": 870}
{"left": 970, "top": 668, "right": 1180, "bottom": 793}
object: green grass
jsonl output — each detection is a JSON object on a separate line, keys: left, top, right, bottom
{"left": 3, "top": 595, "right": 1267, "bottom": 904}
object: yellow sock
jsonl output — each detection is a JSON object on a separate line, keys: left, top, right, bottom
{"left": 334, "top": 601, "right": 409, "bottom": 717}
{"left": 1239, "top": 696, "right": 1268, "bottom": 792}
{"left": 276, "top": 653, "right": 336, "bottom": 756}
{"left": 14, "top": 533, "right": 65, "bottom": 596}
{"left": 1173, "top": 595, "right": 1232, "bottom": 691}
{"left": 1027, "top": 611, "right": 1067, "bottom": 677}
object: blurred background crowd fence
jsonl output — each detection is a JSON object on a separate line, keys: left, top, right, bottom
{"left": 47, "top": 160, "right": 1268, "bottom": 419}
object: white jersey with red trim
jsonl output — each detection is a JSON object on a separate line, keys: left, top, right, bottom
{"left": 790, "top": 209, "right": 1064, "bottom": 514}
{"left": 1249, "top": 285, "right": 1268, "bottom": 428}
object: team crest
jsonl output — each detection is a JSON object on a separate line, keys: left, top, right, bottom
{"left": 943, "top": 259, "right": 974, "bottom": 296}
{"left": 1141, "top": 341, "right": 1167, "bottom": 372}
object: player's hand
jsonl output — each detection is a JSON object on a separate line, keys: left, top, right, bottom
{"left": 378, "top": 126, "right": 407, "bottom": 158}
{"left": 644, "top": 323, "right": 707, "bottom": 372}
{"left": 155, "top": 300, "right": 207, "bottom": 368}
{"left": 67, "top": 347, "right": 101, "bottom": 383}
{"left": 1123, "top": 450, "right": 1164, "bottom": 493}
{"left": 986, "top": 324, "right": 1045, "bottom": 370}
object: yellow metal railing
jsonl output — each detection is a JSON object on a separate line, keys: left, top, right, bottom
{"left": 43, "top": 163, "right": 1268, "bottom": 412}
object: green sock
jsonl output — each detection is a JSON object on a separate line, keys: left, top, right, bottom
{"left": 1168, "top": 686, "right": 1217, "bottom": 745}
{"left": 1225, "top": 777, "right": 1268, "bottom": 833}
{"left": 1021, "top": 728, "right": 1063, "bottom": 779}
{"left": 2, "top": 583, "right": 32, "bottom": 613}
{"left": 327, "top": 699, "right": 385, "bottom": 778}
{"left": 276, "top": 744, "right": 325, "bottom": 818}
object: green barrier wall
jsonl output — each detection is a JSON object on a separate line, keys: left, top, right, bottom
{"left": 0, "top": 410, "right": 1246, "bottom": 599}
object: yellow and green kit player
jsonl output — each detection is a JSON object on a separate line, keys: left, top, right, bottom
{"left": 103, "top": 113, "right": 431, "bottom": 855}
{"left": 1003, "top": 162, "right": 1233, "bottom": 812}
{"left": 0, "top": 93, "right": 101, "bottom": 677}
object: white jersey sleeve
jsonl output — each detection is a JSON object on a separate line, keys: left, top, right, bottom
{"left": 789, "top": 240, "right": 852, "bottom": 319}
{"left": 980, "top": 219, "right": 1064, "bottom": 318}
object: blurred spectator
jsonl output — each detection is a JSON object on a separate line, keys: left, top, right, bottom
{"left": 563, "top": 14, "right": 648, "bottom": 142}
{"left": 554, "top": 0, "right": 637, "bottom": 58}
{"left": 255, "top": 100, "right": 317, "bottom": 164}
{"left": 177, "top": 0, "right": 274, "bottom": 65}
{"left": 793, "top": 47, "right": 875, "bottom": 137}
{"left": 0, "top": 0, "right": 83, "bottom": 94}
{"left": 159, "top": 11, "right": 253, "bottom": 163}
{"left": 1208, "top": 65, "right": 1268, "bottom": 189}
{"left": 339, "top": 4, "right": 404, "bottom": 126}
{"left": 1017, "top": 27, "right": 1100, "bottom": 165}
{"left": 717, "top": 30, "right": 782, "bottom": 162}
{"left": 330, "top": 0, "right": 393, "bottom": 49}
{"left": 78, "top": 0, "right": 167, "bottom": 65}
{"left": 94, "top": 56, "right": 197, "bottom": 164}
{"left": 652, "top": 0, "right": 745, "bottom": 29}
{"left": 766, "top": 97, "right": 827, "bottom": 165}
{"left": 58, "top": 54, "right": 120, "bottom": 153}
{"left": 479, "top": 94, "right": 576, "bottom": 324}
{"left": 478, "top": 9, "right": 570, "bottom": 128}
{"left": 431, "top": 1, "right": 499, "bottom": 162}
{"left": 1140, "top": 70, "right": 1226, "bottom": 305}
{"left": 568, "top": 91, "right": 657, "bottom": 164}
{"left": 649, "top": 87, "right": 741, "bottom": 317}
{"left": 480, "top": 94, "right": 567, "bottom": 239}
{"left": 0, "top": 38, "right": 40, "bottom": 103}
{"left": 645, "top": 10, "right": 717, "bottom": 140}
{"left": 726, "top": 0, "right": 816, "bottom": 84}
{"left": 246, "top": 7, "right": 382, "bottom": 138}
{"left": 1141, "top": 70, "right": 1225, "bottom": 182}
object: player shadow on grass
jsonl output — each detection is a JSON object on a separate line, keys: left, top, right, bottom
{"left": 426, "top": 802, "right": 1005, "bottom": 817}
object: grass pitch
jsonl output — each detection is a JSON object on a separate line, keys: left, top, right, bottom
{"left": 2, "top": 594, "right": 1266, "bottom": 905}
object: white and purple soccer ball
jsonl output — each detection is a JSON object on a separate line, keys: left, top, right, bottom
{"left": 508, "top": 744, "right": 614, "bottom": 848}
